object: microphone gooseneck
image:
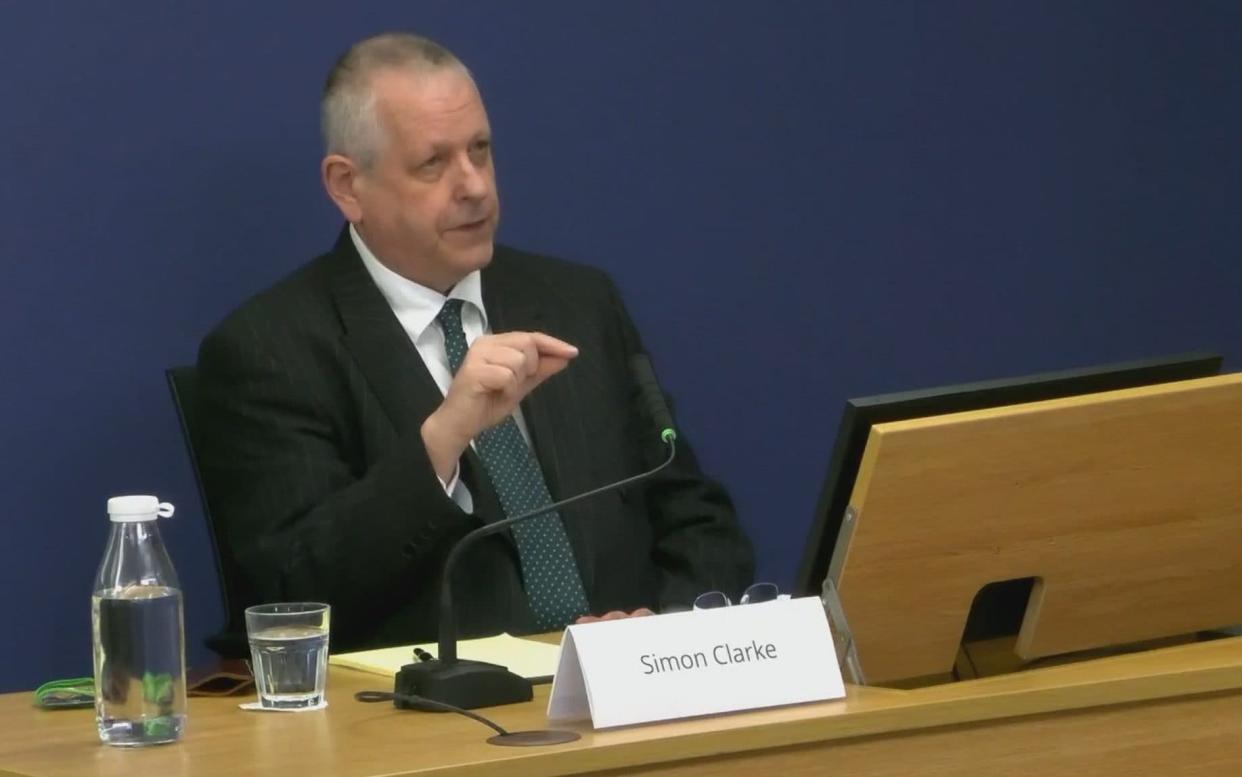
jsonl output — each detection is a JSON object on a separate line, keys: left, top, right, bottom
{"left": 396, "top": 353, "right": 678, "bottom": 712}
{"left": 437, "top": 436, "right": 676, "bottom": 664}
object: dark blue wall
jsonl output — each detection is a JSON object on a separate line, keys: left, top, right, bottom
{"left": 1, "top": 2, "right": 1238, "bottom": 692}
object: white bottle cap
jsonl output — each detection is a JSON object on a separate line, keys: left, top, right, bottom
{"left": 107, "top": 495, "right": 176, "bottom": 523}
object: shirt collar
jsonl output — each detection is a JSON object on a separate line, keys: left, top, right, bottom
{"left": 350, "top": 224, "right": 487, "bottom": 338}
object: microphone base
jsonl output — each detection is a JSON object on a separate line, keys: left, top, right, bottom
{"left": 395, "top": 659, "right": 533, "bottom": 710}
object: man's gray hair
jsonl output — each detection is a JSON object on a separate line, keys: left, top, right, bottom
{"left": 321, "top": 32, "right": 468, "bottom": 169}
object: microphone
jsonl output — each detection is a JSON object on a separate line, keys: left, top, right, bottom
{"left": 631, "top": 354, "right": 677, "bottom": 444}
{"left": 394, "top": 354, "right": 679, "bottom": 710}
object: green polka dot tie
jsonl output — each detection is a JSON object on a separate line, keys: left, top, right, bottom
{"left": 436, "top": 299, "right": 591, "bottom": 630}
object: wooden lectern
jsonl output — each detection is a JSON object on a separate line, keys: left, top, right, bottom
{"left": 829, "top": 373, "right": 1242, "bottom": 684}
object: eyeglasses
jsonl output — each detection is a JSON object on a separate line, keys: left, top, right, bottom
{"left": 692, "top": 582, "right": 782, "bottom": 611}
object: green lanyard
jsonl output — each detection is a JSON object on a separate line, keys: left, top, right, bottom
{"left": 33, "top": 677, "right": 95, "bottom": 709}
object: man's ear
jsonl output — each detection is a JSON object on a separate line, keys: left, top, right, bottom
{"left": 321, "top": 154, "right": 364, "bottom": 223}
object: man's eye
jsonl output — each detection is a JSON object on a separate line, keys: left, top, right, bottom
{"left": 420, "top": 155, "right": 443, "bottom": 170}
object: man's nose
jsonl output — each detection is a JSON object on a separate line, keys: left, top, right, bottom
{"left": 454, "top": 155, "right": 490, "bottom": 200}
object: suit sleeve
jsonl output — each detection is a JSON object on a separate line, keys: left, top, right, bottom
{"left": 196, "top": 315, "right": 475, "bottom": 637}
{"left": 602, "top": 278, "right": 756, "bottom": 610}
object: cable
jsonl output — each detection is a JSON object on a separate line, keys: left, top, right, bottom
{"left": 354, "top": 690, "right": 510, "bottom": 736}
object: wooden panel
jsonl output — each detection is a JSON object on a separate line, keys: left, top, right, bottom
{"left": 835, "top": 374, "right": 1242, "bottom": 683}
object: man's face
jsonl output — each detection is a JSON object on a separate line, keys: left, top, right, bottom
{"left": 351, "top": 67, "right": 499, "bottom": 291}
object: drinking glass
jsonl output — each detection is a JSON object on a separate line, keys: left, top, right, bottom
{"left": 245, "top": 603, "right": 330, "bottom": 709}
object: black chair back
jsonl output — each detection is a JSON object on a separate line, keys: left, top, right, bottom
{"left": 166, "top": 366, "right": 246, "bottom": 656}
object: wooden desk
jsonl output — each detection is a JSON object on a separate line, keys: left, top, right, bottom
{"left": 4, "top": 636, "right": 1242, "bottom": 776}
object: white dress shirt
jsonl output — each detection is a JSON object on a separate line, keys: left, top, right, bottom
{"left": 351, "top": 225, "right": 533, "bottom": 514}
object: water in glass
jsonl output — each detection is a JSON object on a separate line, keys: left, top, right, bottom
{"left": 248, "top": 625, "right": 329, "bottom": 708}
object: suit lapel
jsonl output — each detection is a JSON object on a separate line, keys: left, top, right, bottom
{"left": 325, "top": 230, "right": 504, "bottom": 520}
{"left": 326, "top": 230, "right": 444, "bottom": 438}
{"left": 325, "top": 232, "right": 576, "bottom": 492}
{"left": 484, "top": 252, "right": 599, "bottom": 594}
{"left": 327, "top": 234, "right": 596, "bottom": 599}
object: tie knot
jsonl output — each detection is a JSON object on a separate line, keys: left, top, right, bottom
{"left": 434, "top": 295, "right": 459, "bottom": 322}
{"left": 437, "top": 298, "right": 465, "bottom": 331}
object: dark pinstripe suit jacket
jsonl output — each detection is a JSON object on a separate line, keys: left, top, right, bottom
{"left": 196, "top": 229, "right": 753, "bottom": 654}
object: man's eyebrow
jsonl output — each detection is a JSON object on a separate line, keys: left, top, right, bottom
{"left": 422, "top": 132, "right": 490, "bottom": 155}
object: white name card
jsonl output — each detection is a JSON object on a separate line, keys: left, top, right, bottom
{"left": 547, "top": 596, "right": 845, "bottom": 729}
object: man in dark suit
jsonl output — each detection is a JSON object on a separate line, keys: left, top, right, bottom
{"left": 197, "top": 32, "right": 753, "bottom": 653}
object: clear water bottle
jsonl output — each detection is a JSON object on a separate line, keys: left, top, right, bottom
{"left": 91, "top": 495, "right": 187, "bottom": 746}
